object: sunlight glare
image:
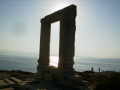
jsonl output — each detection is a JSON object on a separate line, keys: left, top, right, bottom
{"left": 53, "top": 4, "right": 67, "bottom": 12}
{"left": 49, "top": 56, "right": 59, "bottom": 67}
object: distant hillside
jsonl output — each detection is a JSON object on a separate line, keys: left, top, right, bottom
{"left": 0, "top": 50, "right": 39, "bottom": 57}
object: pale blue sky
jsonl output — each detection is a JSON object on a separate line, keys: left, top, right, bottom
{"left": 0, "top": 0, "right": 120, "bottom": 58}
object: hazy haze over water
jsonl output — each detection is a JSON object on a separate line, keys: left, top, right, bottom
{"left": 0, "top": 55, "right": 120, "bottom": 73}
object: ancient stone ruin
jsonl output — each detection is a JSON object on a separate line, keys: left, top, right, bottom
{"left": 37, "top": 4, "right": 80, "bottom": 84}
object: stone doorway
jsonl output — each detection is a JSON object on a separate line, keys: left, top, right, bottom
{"left": 37, "top": 4, "right": 77, "bottom": 82}
{"left": 49, "top": 22, "right": 60, "bottom": 67}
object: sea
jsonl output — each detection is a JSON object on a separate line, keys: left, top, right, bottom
{"left": 0, "top": 55, "right": 120, "bottom": 73}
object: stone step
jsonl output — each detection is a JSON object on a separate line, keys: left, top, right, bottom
{"left": 82, "top": 80, "right": 87, "bottom": 84}
{"left": 0, "top": 80, "right": 8, "bottom": 89}
{"left": 18, "top": 82, "right": 39, "bottom": 90}
{"left": 9, "top": 77, "right": 23, "bottom": 83}
{"left": 4, "top": 79, "right": 15, "bottom": 85}
{"left": 3, "top": 79, "right": 15, "bottom": 88}
{"left": 0, "top": 88, "right": 14, "bottom": 90}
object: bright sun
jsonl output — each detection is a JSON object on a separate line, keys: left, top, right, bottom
{"left": 53, "top": 4, "right": 67, "bottom": 12}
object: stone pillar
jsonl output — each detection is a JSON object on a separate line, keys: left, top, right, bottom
{"left": 37, "top": 21, "right": 51, "bottom": 77}
{"left": 58, "top": 5, "right": 76, "bottom": 76}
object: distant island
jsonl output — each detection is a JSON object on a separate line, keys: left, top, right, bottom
{"left": 0, "top": 50, "right": 38, "bottom": 57}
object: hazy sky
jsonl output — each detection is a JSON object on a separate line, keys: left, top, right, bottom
{"left": 0, "top": 0, "right": 120, "bottom": 58}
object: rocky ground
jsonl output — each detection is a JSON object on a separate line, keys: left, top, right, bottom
{"left": 0, "top": 70, "right": 120, "bottom": 90}
{"left": 75, "top": 71, "right": 120, "bottom": 90}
